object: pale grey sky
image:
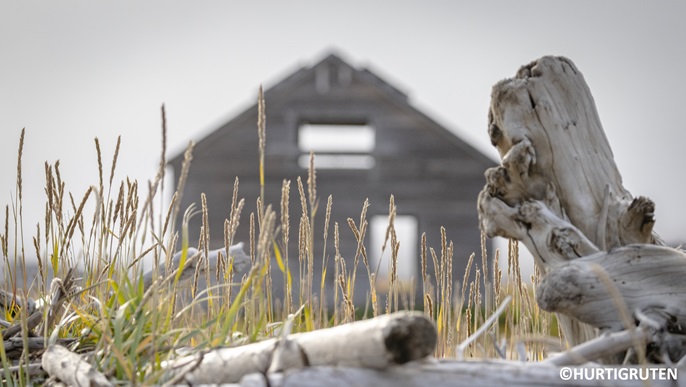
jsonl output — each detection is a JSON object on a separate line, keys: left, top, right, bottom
{"left": 1, "top": 1, "right": 685, "bottom": 256}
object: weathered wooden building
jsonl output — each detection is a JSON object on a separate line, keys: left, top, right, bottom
{"left": 169, "top": 52, "right": 495, "bottom": 305}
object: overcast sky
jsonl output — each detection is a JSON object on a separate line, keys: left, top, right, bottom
{"left": 1, "top": 1, "right": 685, "bottom": 259}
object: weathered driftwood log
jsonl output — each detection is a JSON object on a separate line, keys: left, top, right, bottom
{"left": 166, "top": 311, "right": 436, "bottom": 384}
{"left": 165, "top": 330, "right": 683, "bottom": 386}
{"left": 142, "top": 243, "right": 251, "bottom": 290}
{"left": 2, "top": 336, "right": 76, "bottom": 360}
{"left": 537, "top": 245, "right": 686, "bottom": 332}
{"left": 42, "top": 345, "right": 112, "bottom": 387}
{"left": 2, "top": 269, "right": 78, "bottom": 342}
{"left": 0, "top": 288, "right": 36, "bottom": 317}
{"left": 230, "top": 360, "right": 684, "bottom": 387}
{"left": 537, "top": 244, "right": 686, "bottom": 362}
{"left": 477, "top": 55, "right": 673, "bottom": 348}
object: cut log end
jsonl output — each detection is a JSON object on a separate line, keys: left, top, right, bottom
{"left": 383, "top": 314, "right": 437, "bottom": 364}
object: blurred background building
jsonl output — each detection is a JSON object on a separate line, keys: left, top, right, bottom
{"left": 169, "top": 52, "right": 496, "bottom": 305}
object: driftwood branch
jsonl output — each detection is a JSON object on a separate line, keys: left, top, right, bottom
{"left": 543, "top": 327, "right": 650, "bottom": 367}
{"left": 42, "top": 345, "right": 112, "bottom": 387}
{"left": 2, "top": 336, "right": 76, "bottom": 360}
{"left": 456, "top": 295, "right": 512, "bottom": 359}
{"left": 166, "top": 311, "right": 436, "bottom": 384}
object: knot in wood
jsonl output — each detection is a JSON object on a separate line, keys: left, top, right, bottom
{"left": 536, "top": 265, "right": 585, "bottom": 313}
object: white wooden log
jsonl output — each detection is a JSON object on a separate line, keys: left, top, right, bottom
{"left": 166, "top": 345, "right": 685, "bottom": 387}
{"left": 166, "top": 361, "right": 686, "bottom": 387}
{"left": 238, "top": 360, "right": 684, "bottom": 387}
{"left": 41, "top": 344, "right": 113, "bottom": 387}
{"left": 167, "top": 311, "right": 436, "bottom": 384}
{"left": 537, "top": 245, "right": 686, "bottom": 330}
{"left": 536, "top": 244, "right": 686, "bottom": 362}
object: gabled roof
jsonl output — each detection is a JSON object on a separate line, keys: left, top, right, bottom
{"left": 170, "top": 51, "right": 495, "bottom": 167}
{"left": 268, "top": 52, "right": 410, "bottom": 104}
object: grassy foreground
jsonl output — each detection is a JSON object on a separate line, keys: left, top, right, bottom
{"left": 0, "top": 96, "right": 558, "bottom": 385}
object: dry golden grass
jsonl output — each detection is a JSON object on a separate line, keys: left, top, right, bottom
{"left": 0, "top": 98, "right": 558, "bottom": 385}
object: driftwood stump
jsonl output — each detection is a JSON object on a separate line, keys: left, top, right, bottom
{"left": 477, "top": 56, "right": 685, "bottom": 361}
